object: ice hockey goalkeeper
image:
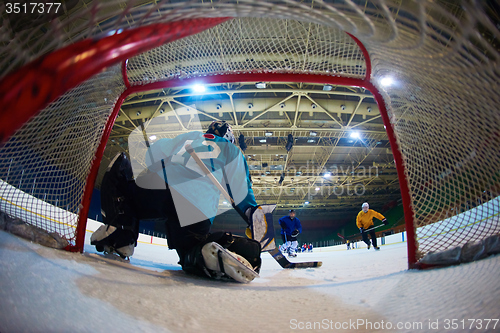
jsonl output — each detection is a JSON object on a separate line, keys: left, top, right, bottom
{"left": 91, "top": 121, "right": 270, "bottom": 283}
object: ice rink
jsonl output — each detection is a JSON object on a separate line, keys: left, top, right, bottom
{"left": 1, "top": 226, "right": 499, "bottom": 333}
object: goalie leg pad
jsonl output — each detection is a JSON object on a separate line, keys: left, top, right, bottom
{"left": 201, "top": 242, "right": 259, "bottom": 283}
{"left": 100, "top": 153, "right": 139, "bottom": 230}
{"left": 179, "top": 232, "right": 262, "bottom": 282}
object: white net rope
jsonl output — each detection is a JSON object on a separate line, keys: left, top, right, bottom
{"left": 126, "top": 18, "right": 366, "bottom": 83}
{"left": 0, "top": 0, "right": 499, "bottom": 257}
{"left": 363, "top": 2, "right": 500, "bottom": 256}
{"left": 0, "top": 66, "right": 124, "bottom": 242}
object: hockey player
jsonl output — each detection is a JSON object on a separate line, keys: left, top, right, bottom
{"left": 279, "top": 209, "right": 302, "bottom": 257}
{"left": 92, "top": 121, "right": 264, "bottom": 283}
{"left": 356, "top": 202, "right": 388, "bottom": 250}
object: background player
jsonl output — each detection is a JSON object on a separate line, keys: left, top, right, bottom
{"left": 279, "top": 209, "right": 302, "bottom": 257}
{"left": 356, "top": 202, "right": 387, "bottom": 250}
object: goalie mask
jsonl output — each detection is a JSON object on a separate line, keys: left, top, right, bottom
{"left": 206, "top": 120, "right": 235, "bottom": 144}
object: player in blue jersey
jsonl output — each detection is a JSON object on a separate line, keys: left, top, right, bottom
{"left": 92, "top": 121, "right": 263, "bottom": 282}
{"left": 278, "top": 209, "right": 302, "bottom": 257}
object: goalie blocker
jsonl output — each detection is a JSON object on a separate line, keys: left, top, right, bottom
{"left": 244, "top": 204, "right": 277, "bottom": 252}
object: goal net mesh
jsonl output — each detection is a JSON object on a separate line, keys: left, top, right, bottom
{"left": 0, "top": 0, "right": 498, "bottom": 260}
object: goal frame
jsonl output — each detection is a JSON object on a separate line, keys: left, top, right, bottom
{"left": 0, "top": 20, "right": 417, "bottom": 267}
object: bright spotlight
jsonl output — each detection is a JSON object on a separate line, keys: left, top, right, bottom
{"left": 192, "top": 84, "right": 206, "bottom": 93}
{"left": 350, "top": 131, "right": 360, "bottom": 139}
{"left": 380, "top": 76, "right": 394, "bottom": 87}
{"left": 323, "top": 172, "right": 331, "bottom": 178}
{"left": 315, "top": 187, "right": 320, "bottom": 191}
{"left": 305, "top": 201, "right": 310, "bottom": 205}
{"left": 149, "top": 135, "right": 157, "bottom": 141}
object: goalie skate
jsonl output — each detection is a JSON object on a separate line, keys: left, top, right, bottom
{"left": 91, "top": 224, "right": 135, "bottom": 259}
{"left": 102, "top": 244, "right": 134, "bottom": 259}
{"left": 201, "top": 242, "right": 260, "bottom": 283}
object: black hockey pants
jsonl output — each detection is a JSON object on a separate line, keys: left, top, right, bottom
{"left": 361, "top": 228, "right": 377, "bottom": 248}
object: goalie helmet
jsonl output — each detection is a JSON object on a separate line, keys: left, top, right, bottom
{"left": 206, "top": 120, "right": 235, "bottom": 144}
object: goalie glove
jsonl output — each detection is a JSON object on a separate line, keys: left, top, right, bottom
{"left": 382, "top": 218, "right": 388, "bottom": 225}
{"left": 291, "top": 229, "right": 300, "bottom": 238}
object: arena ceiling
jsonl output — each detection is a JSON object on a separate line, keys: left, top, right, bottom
{"left": 99, "top": 81, "right": 401, "bottom": 213}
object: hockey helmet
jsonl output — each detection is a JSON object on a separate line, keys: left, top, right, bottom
{"left": 206, "top": 120, "right": 235, "bottom": 143}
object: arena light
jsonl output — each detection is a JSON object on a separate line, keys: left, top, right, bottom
{"left": 304, "top": 201, "right": 310, "bottom": 205}
{"left": 350, "top": 131, "right": 360, "bottom": 139}
{"left": 323, "top": 84, "right": 333, "bottom": 91}
{"left": 259, "top": 139, "right": 267, "bottom": 143}
{"left": 323, "top": 172, "right": 331, "bottom": 178}
{"left": 106, "top": 28, "right": 123, "bottom": 36}
{"left": 192, "top": 84, "right": 206, "bottom": 93}
{"left": 315, "top": 187, "right": 320, "bottom": 191}
{"left": 149, "top": 135, "right": 157, "bottom": 141}
{"left": 265, "top": 131, "right": 273, "bottom": 137}
{"left": 255, "top": 82, "right": 266, "bottom": 89}
{"left": 380, "top": 76, "right": 394, "bottom": 87}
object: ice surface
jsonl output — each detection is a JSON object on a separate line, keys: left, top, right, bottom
{"left": 1, "top": 229, "right": 499, "bottom": 333}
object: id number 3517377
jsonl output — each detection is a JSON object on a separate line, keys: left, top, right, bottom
{"left": 443, "top": 319, "right": 498, "bottom": 330}
{"left": 5, "top": 3, "right": 62, "bottom": 14}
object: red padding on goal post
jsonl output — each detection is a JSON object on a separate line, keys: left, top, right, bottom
{"left": 345, "top": 32, "right": 417, "bottom": 269}
{"left": 363, "top": 81, "right": 417, "bottom": 269}
{"left": 0, "top": 17, "right": 229, "bottom": 146}
{"left": 0, "top": 18, "right": 230, "bottom": 252}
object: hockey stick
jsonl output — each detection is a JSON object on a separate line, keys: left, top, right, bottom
{"left": 345, "top": 223, "right": 388, "bottom": 240}
{"left": 185, "top": 143, "right": 321, "bottom": 269}
{"left": 364, "top": 223, "right": 387, "bottom": 233}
